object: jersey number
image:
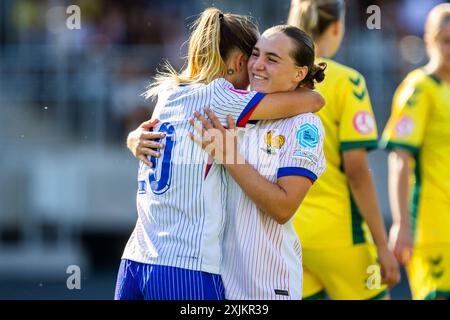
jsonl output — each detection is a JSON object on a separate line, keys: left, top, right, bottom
{"left": 149, "top": 122, "right": 175, "bottom": 194}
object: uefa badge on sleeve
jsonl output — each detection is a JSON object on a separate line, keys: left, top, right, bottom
{"left": 292, "top": 124, "right": 320, "bottom": 163}
{"left": 296, "top": 123, "right": 319, "bottom": 148}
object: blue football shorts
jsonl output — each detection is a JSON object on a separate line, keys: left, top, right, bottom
{"left": 114, "top": 259, "right": 225, "bottom": 300}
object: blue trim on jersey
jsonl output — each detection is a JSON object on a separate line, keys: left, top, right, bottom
{"left": 115, "top": 260, "right": 225, "bottom": 300}
{"left": 236, "top": 92, "right": 266, "bottom": 127}
{"left": 277, "top": 167, "right": 318, "bottom": 181}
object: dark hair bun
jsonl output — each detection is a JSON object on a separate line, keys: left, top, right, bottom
{"left": 312, "top": 62, "right": 327, "bottom": 83}
{"left": 300, "top": 61, "right": 327, "bottom": 89}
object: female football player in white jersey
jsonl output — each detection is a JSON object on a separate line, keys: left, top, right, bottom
{"left": 116, "top": 8, "right": 324, "bottom": 300}
{"left": 190, "top": 25, "right": 327, "bottom": 300}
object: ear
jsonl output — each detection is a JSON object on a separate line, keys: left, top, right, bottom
{"left": 424, "top": 32, "right": 434, "bottom": 49}
{"left": 234, "top": 51, "right": 248, "bottom": 73}
{"left": 331, "top": 20, "right": 341, "bottom": 36}
{"left": 295, "top": 66, "right": 309, "bottom": 82}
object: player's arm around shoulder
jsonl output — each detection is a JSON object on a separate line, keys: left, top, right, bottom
{"left": 250, "top": 87, "right": 325, "bottom": 121}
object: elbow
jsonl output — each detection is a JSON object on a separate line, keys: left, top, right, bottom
{"left": 345, "top": 169, "right": 359, "bottom": 185}
{"left": 312, "top": 92, "right": 325, "bottom": 112}
{"left": 343, "top": 150, "right": 370, "bottom": 186}
{"left": 269, "top": 193, "right": 306, "bottom": 224}
{"left": 345, "top": 166, "right": 367, "bottom": 188}
{"left": 275, "top": 216, "right": 291, "bottom": 225}
{"left": 271, "top": 206, "right": 297, "bottom": 225}
{"left": 263, "top": 188, "right": 305, "bottom": 224}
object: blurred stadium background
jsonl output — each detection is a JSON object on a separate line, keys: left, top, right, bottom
{"left": 0, "top": 0, "right": 447, "bottom": 299}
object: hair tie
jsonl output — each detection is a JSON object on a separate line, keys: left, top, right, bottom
{"left": 219, "top": 13, "right": 224, "bottom": 20}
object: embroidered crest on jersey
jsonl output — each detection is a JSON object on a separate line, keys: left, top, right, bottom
{"left": 352, "top": 111, "right": 375, "bottom": 135}
{"left": 394, "top": 115, "right": 414, "bottom": 137}
{"left": 261, "top": 130, "right": 285, "bottom": 155}
{"left": 296, "top": 123, "right": 319, "bottom": 148}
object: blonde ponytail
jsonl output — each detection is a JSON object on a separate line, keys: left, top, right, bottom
{"left": 186, "top": 8, "right": 227, "bottom": 84}
{"left": 144, "top": 8, "right": 258, "bottom": 99}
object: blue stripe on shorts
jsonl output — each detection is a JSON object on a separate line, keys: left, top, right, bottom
{"left": 114, "top": 259, "right": 225, "bottom": 300}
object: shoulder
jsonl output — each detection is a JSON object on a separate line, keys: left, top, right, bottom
{"left": 289, "top": 112, "right": 322, "bottom": 124}
{"left": 398, "top": 68, "right": 437, "bottom": 91}
{"left": 210, "top": 78, "right": 230, "bottom": 88}
{"left": 394, "top": 68, "right": 437, "bottom": 105}
{"left": 210, "top": 78, "right": 238, "bottom": 91}
{"left": 284, "top": 113, "right": 324, "bottom": 136}
{"left": 210, "top": 78, "right": 256, "bottom": 96}
{"left": 320, "top": 58, "right": 365, "bottom": 83}
{"left": 156, "top": 83, "right": 178, "bottom": 101}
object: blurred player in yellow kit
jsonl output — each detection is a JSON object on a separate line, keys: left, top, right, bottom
{"left": 381, "top": 3, "right": 450, "bottom": 300}
{"left": 288, "top": 0, "right": 400, "bottom": 299}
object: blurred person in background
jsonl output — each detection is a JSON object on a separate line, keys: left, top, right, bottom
{"left": 288, "top": 0, "right": 400, "bottom": 300}
{"left": 381, "top": 3, "right": 450, "bottom": 300}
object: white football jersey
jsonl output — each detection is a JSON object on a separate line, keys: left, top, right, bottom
{"left": 122, "top": 79, "right": 266, "bottom": 274}
{"left": 221, "top": 113, "right": 326, "bottom": 299}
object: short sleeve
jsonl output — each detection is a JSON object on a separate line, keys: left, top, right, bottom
{"left": 339, "top": 72, "right": 379, "bottom": 152}
{"left": 277, "top": 114, "right": 326, "bottom": 182}
{"left": 380, "top": 81, "right": 429, "bottom": 154}
{"left": 210, "top": 79, "right": 266, "bottom": 128}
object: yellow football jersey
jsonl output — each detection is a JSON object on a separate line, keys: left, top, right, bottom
{"left": 380, "top": 68, "right": 450, "bottom": 245}
{"left": 293, "top": 58, "right": 378, "bottom": 249}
